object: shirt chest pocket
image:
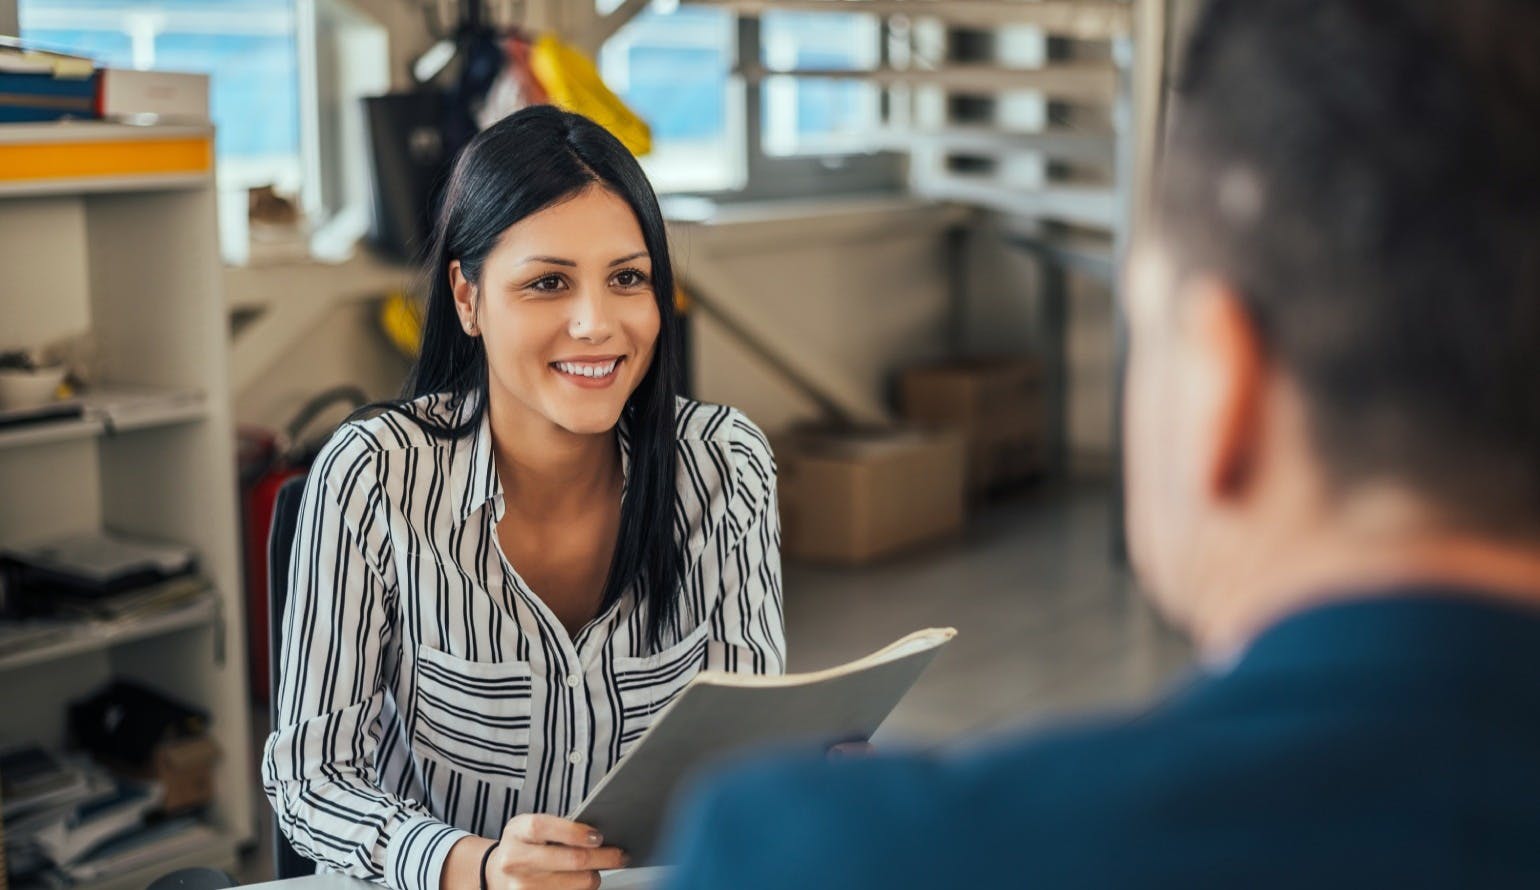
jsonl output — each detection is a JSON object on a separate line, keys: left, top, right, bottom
{"left": 612, "top": 621, "right": 711, "bottom": 754}
{"left": 412, "top": 644, "right": 533, "bottom": 786}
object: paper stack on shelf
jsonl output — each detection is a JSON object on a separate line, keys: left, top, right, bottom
{"left": 0, "top": 387, "right": 204, "bottom": 438}
{"left": 1, "top": 531, "right": 196, "bottom": 599}
{"left": 76, "top": 388, "right": 206, "bottom": 432}
{"left": 56, "top": 818, "right": 219, "bottom": 884}
{"left": 0, "top": 748, "right": 99, "bottom": 823}
{"left": 0, "top": 621, "right": 77, "bottom": 661}
{"left": 0, "top": 39, "right": 98, "bottom": 124}
{"left": 32, "top": 783, "right": 162, "bottom": 868}
{"left": 0, "top": 532, "right": 211, "bottom": 666}
{"left": 40, "top": 575, "right": 211, "bottom": 624}
{"left": 1, "top": 746, "right": 113, "bottom": 886}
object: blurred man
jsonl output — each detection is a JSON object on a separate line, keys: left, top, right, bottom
{"left": 660, "top": 0, "right": 1540, "bottom": 886}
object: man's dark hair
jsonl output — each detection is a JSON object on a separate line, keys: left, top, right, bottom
{"left": 1158, "top": 0, "right": 1540, "bottom": 535}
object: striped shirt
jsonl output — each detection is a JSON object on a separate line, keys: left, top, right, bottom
{"left": 260, "top": 395, "right": 785, "bottom": 890}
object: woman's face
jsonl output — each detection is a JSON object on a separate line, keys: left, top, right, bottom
{"left": 452, "top": 185, "right": 662, "bottom": 437}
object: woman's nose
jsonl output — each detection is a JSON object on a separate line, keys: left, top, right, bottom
{"left": 569, "top": 287, "right": 614, "bottom": 342}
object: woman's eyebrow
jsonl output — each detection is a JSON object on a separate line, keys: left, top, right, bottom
{"left": 520, "top": 255, "right": 577, "bottom": 267}
{"left": 609, "top": 251, "right": 649, "bottom": 267}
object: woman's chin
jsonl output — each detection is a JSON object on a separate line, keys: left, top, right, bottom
{"left": 550, "top": 402, "right": 627, "bottom": 437}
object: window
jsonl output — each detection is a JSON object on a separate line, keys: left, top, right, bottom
{"left": 598, "top": 1, "right": 743, "bottom": 194}
{"left": 20, "top": 0, "right": 302, "bottom": 191}
{"left": 760, "top": 11, "right": 881, "bottom": 157}
{"left": 598, "top": 2, "right": 888, "bottom": 195}
{"left": 20, "top": 0, "right": 302, "bottom": 258}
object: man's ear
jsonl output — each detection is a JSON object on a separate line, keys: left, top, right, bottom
{"left": 449, "top": 260, "right": 478, "bottom": 336}
{"left": 1185, "top": 279, "right": 1268, "bottom": 501}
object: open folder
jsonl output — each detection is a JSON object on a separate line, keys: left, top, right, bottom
{"left": 569, "top": 627, "right": 957, "bottom": 862}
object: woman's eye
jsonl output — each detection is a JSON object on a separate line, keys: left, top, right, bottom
{"left": 530, "top": 275, "right": 565, "bottom": 292}
{"left": 614, "top": 269, "right": 649, "bottom": 288}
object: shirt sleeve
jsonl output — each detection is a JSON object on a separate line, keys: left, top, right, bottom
{"left": 261, "top": 427, "right": 471, "bottom": 890}
{"left": 704, "top": 413, "right": 788, "bottom": 676}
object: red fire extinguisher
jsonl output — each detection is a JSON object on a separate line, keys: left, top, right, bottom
{"left": 238, "top": 386, "right": 369, "bottom": 703}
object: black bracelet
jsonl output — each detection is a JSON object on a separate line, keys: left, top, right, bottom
{"left": 479, "top": 841, "right": 499, "bottom": 890}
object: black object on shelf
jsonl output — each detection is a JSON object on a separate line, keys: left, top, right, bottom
{"left": 68, "top": 682, "right": 209, "bottom": 770}
{"left": 363, "top": 90, "right": 452, "bottom": 263}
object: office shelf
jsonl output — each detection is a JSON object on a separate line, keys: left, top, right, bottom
{"left": 0, "top": 121, "right": 212, "bottom": 198}
{"left": 0, "top": 593, "right": 219, "bottom": 674}
{"left": 0, "top": 388, "right": 207, "bottom": 452}
{"left": 61, "top": 827, "right": 239, "bottom": 890}
{"left": 0, "top": 121, "right": 256, "bottom": 861}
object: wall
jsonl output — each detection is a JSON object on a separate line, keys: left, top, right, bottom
{"left": 674, "top": 197, "right": 961, "bottom": 434}
{"left": 962, "top": 221, "right": 1117, "bottom": 474}
{"left": 226, "top": 255, "right": 414, "bottom": 432}
{"left": 233, "top": 300, "right": 411, "bottom": 434}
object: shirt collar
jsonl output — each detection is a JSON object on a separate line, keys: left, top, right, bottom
{"left": 456, "top": 396, "right": 636, "bottom": 523}
{"left": 1231, "top": 587, "right": 1540, "bottom": 680}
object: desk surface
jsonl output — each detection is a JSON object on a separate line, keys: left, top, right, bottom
{"left": 244, "top": 868, "right": 668, "bottom": 890}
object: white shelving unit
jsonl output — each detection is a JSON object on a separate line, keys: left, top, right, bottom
{"left": 0, "top": 594, "right": 220, "bottom": 674}
{"left": 0, "top": 121, "right": 255, "bottom": 885}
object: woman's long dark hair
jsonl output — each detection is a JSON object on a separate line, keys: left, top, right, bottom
{"left": 370, "top": 105, "right": 682, "bottom": 649}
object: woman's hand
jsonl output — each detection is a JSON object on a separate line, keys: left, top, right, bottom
{"left": 485, "top": 814, "right": 628, "bottom": 890}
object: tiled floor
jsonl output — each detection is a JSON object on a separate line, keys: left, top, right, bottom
{"left": 240, "top": 482, "right": 1192, "bottom": 881}
{"left": 783, "top": 482, "right": 1193, "bottom": 744}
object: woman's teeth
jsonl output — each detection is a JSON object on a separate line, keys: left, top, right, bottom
{"left": 554, "top": 360, "right": 619, "bottom": 378}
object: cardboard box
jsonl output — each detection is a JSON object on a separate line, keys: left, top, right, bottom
{"left": 148, "top": 736, "right": 220, "bottom": 814}
{"left": 899, "top": 358, "right": 1047, "bottom": 494}
{"left": 778, "top": 426, "right": 967, "bottom": 565}
{"left": 98, "top": 69, "right": 209, "bottom": 122}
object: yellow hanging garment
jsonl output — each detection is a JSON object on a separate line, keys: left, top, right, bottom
{"left": 379, "top": 291, "right": 424, "bottom": 360}
{"left": 528, "top": 33, "right": 652, "bottom": 157}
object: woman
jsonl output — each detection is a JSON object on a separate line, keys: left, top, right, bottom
{"left": 262, "top": 106, "right": 785, "bottom": 890}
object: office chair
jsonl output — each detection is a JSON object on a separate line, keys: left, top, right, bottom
{"left": 268, "top": 475, "right": 317, "bottom": 880}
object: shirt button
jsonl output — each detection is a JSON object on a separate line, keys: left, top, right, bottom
{"left": 565, "top": 673, "right": 582, "bottom": 688}
{"left": 568, "top": 751, "right": 585, "bottom": 765}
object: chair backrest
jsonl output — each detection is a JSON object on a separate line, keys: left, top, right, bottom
{"left": 268, "top": 474, "right": 317, "bottom": 880}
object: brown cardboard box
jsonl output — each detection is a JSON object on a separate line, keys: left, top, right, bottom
{"left": 149, "top": 736, "right": 220, "bottom": 814}
{"left": 899, "top": 358, "right": 1047, "bottom": 494}
{"left": 778, "top": 426, "right": 967, "bottom": 565}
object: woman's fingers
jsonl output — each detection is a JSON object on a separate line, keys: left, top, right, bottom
{"left": 547, "top": 872, "right": 602, "bottom": 890}
{"left": 505, "top": 813, "right": 604, "bottom": 848}
{"left": 495, "top": 814, "right": 629, "bottom": 880}
{"left": 525, "top": 843, "right": 628, "bottom": 873}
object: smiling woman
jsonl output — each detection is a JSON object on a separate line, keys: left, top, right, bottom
{"left": 260, "top": 107, "right": 785, "bottom": 890}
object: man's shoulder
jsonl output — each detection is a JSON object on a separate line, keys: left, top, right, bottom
{"left": 661, "top": 679, "right": 1367, "bottom": 890}
{"left": 661, "top": 711, "right": 1205, "bottom": 889}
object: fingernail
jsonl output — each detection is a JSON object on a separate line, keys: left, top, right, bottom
{"left": 587, "top": 831, "right": 603, "bottom": 846}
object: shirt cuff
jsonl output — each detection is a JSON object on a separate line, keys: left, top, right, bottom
{"left": 386, "top": 814, "right": 472, "bottom": 890}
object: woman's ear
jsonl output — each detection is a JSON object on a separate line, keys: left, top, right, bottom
{"left": 448, "top": 260, "right": 479, "bottom": 337}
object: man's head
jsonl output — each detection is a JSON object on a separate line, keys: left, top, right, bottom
{"left": 1126, "top": 0, "right": 1540, "bottom": 645}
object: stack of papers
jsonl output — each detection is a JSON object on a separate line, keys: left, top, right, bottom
{"left": 3, "top": 530, "right": 196, "bottom": 597}
{"left": 0, "top": 37, "right": 98, "bottom": 124}
{"left": 0, "top": 38, "right": 94, "bottom": 78}
{"left": 0, "top": 746, "right": 99, "bottom": 822}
